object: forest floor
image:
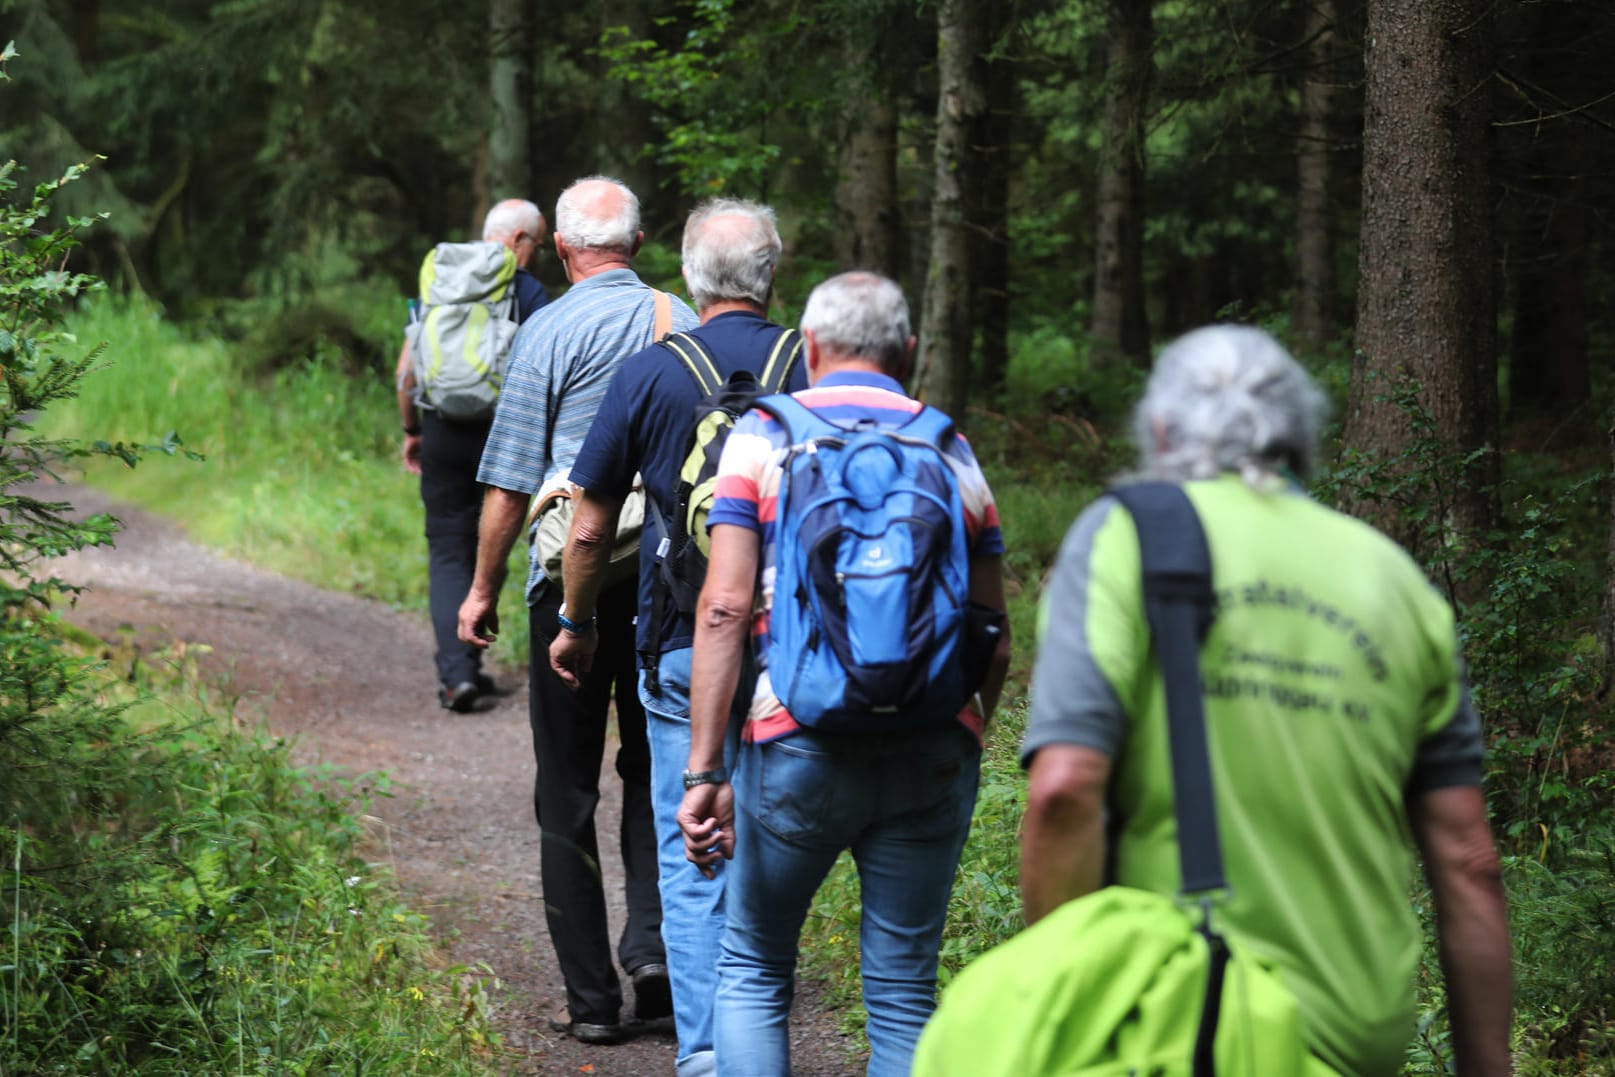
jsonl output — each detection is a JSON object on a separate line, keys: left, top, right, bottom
{"left": 41, "top": 481, "right": 864, "bottom": 1076}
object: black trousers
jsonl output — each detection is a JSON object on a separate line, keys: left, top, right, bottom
{"left": 529, "top": 581, "right": 664, "bottom": 1023}
{"left": 419, "top": 409, "right": 490, "bottom": 688}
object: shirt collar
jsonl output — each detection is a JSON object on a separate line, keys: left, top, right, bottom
{"left": 705, "top": 309, "right": 769, "bottom": 326}
{"left": 566, "top": 267, "right": 641, "bottom": 292}
{"left": 814, "top": 369, "right": 907, "bottom": 394}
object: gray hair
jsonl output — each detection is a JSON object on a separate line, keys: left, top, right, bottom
{"left": 681, "top": 199, "right": 781, "bottom": 309}
{"left": 482, "top": 198, "right": 544, "bottom": 242}
{"left": 1132, "top": 325, "right": 1329, "bottom": 484}
{"left": 799, "top": 272, "right": 911, "bottom": 374}
{"left": 554, "top": 175, "right": 640, "bottom": 253}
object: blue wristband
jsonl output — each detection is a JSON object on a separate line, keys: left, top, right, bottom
{"left": 557, "top": 607, "right": 595, "bottom": 636}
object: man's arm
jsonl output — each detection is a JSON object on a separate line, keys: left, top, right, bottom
{"left": 456, "top": 486, "right": 530, "bottom": 648}
{"left": 1020, "top": 744, "right": 1112, "bottom": 925}
{"left": 967, "top": 554, "right": 1012, "bottom": 722}
{"left": 1410, "top": 784, "right": 1512, "bottom": 1076}
{"left": 676, "top": 522, "right": 758, "bottom": 878}
{"left": 396, "top": 341, "right": 422, "bottom": 475}
{"left": 548, "top": 487, "right": 626, "bottom": 687}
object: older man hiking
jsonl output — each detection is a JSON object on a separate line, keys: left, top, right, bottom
{"left": 396, "top": 197, "right": 549, "bottom": 712}
{"left": 457, "top": 176, "right": 697, "bottom": 1045}
{"left": 548, "top": 198, "right": 807, "bottom": 1076}
{"left": 677, "top": 271, "right": 1012, "bottom": 1075}
{"left": 1014, "top": 326, "right": 1511, "bottom": 1075}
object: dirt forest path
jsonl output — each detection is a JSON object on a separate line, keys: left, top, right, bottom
{"left": 39, "top": 480, "right": 862, "bottom": 1076}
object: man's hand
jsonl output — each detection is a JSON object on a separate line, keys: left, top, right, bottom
{"left": 677, "top": 782, "right": 735, "bottom": 879}
{"left": 457, "top": 588, "right": 499, "bottom": 648}
{"left": 549, "top": 627, "right": 598, "bottom": 689}
{"left": 401, "top": 433, "right": 423, "bottom": 475}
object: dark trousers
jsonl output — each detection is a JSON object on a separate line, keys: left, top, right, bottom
{"left": 530, "top": 581, "right": 664, "bottom": 1023}
{"left": 419, "top": 410, "right": 489, "bottom": 688}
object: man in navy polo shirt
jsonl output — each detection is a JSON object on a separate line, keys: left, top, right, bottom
{"left": 549, "top": 198, "right": 806, "bottom": 1077}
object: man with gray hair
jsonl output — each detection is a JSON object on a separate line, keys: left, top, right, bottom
{"left": 549, "top": 197, "right": 807, "bottom": 1075}
{"left": 396, "top": 198, "right": 549, "bottom": 713}
{"left": 458, "top": 176, "right": 697, "bottom": 1045}
{"left": 1018, "top": 325, "right": 1511, "bottom": 1075}
{"left": 676, "top": 271, "right": 1011, "bottom": 1074}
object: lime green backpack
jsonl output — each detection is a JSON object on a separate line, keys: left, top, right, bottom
{"left": 914, "top": 483, "right": 1337, "bottom": 1077}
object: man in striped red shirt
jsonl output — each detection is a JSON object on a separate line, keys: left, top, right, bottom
{"left": 676, "top": 272, "right": 1011, "bottom": 1075}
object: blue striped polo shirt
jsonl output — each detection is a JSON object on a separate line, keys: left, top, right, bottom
{"left": 477, "top": 268, "right": 697, "bottom": 601}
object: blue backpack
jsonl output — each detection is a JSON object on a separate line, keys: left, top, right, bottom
{"left": 757, "top": 394, "right": 971, "bottom": 732}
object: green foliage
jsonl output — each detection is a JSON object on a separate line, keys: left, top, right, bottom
{"left": 1, "top": 71, "right": 502, "bottom": 1072}
{"left": 5, "top": 647, "right": 504, "bottom": 1074}
{"left": 1316, "top": 376, "right": 1615, "bottom": 1070}
{"left": 597, "top": 0, "right": 818, "bottom": 197}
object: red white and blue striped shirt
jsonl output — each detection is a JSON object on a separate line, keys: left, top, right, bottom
{"left": 707, "top": 369, "right": 1005, "bottom": 743}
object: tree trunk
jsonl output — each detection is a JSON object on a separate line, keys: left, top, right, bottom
{"left": 834, "top": 95, "right": 900, "bottom": 276}
{"left": 916, "top": 0, "right": 989, "bottom": 419}
{"left": 1344, "top": 0, "right": 1498, "bottom": 550}
{"left": 487, "top": 0, "right": 533, "bottom": 208}
{"left": 1603, "top": 420, "right": 1615, "bottom": 699}
{"left": 1292, "top": 0, "right": 1338, "bottom": 354}
{"left": 1501, "top": 0, "right": 1597, "bottom": 445}
{"left": 1509, "top": 187, "right": 1592, "bottom": 443}
{"left": 1090, "top": 0, "right": 1153, "bottom": 367}
{"left": 969, "top": 6, "right": 1016, "bottom": 399}
{"left": 68, "top": 0, "right": 101, "bottom": 65}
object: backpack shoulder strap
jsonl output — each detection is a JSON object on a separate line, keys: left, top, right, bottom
{"left": 896, "top": 404, "right": 957, "bottom": 451}
{"left": 661, "top": 332, "right": 723, "bottom": 397}
{"left": 652, "top": 289, "right": 673, "bottom": 340}
{"left": 755, "top": 392, "right": 840, "bottom": 446}
{"left": 1105, "top": 482, "right": 1224, "bottom": 897}
{"left": 758, "top": 328, "right": 804, "bottom": 392}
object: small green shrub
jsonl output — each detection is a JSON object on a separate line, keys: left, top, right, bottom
{"left": 1, "top": 56, "right": 505, "bottom": 1071}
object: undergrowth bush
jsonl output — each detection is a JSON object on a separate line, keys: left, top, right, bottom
{"left": 1318, "top": 379, "right": 1615, "bottom": 1072}
{"left": 1, "top": 56, "right": 504, "bottom": 1072}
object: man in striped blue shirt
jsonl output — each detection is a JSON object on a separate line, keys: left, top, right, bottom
{"left": 458, "top": 175, "right": 697, "bottom": 1045}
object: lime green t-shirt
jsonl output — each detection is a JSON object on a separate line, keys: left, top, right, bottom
{"left": 1023, "top": 476, "right": 1483, "bottom": 1077}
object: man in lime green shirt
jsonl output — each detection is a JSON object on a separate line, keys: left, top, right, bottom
{"left": 1020, "top": 325, "right": 1512, "bottom": 1076}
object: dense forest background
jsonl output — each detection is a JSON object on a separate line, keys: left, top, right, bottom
{"left": 6, "top": 0, "right": 1615, "bottom": 1070}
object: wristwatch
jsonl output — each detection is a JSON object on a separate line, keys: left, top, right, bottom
{"left": 682, "top": 767, "right": 729, "bottom": 789}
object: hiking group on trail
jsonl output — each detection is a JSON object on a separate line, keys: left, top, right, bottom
{"left": 394, "top": 175, "right": 1513, "bottom": 1076}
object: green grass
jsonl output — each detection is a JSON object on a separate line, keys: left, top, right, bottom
{"left": 38, "top": 295, "right": 534, "bottom": 669}
{"left": 4, "top": 628, "right": 509, "bottom": 1074}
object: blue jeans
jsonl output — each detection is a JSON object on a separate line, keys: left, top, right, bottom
{"left": 640, "top": 647, "right": 743, "bottom": 1077}
{"left": 715, "top": 727, "right": 980, "bottom": 1077}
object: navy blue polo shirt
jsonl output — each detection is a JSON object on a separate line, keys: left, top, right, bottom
{"left": 514, "top": 267, "right": 549, "bottom": 322}
{"left": 569, "top": 309, "right": 807, "bottom": 655}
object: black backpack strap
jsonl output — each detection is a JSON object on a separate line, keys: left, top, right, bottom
{"left": 640, "top": 332, "right": 722, "bottom": 695}
{"left": 662, "top": 332, "right": 723, "bottom": 397}
{"left": 1106, "top": 482, "right": 1223, "bottom": 895}
{"left": 1107, "top": 481, "right": 1224, "bottom": 1077}
{"left": 758, "top": 328, "right": 804, "bottom": 392}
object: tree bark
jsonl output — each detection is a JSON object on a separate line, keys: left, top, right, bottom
{"left": 834, "top": 80, "right": 900, "bottom": 276}
{"left": 1501, "top": 0, "right": 1597, "bottom": 445}
{"left": 1345, "top": 0, "right": 1498, "bottom": 548}
{"left": 916, "top": 0, "right": 989, "bottom": 419}
{"left": 1090, "top": 0, "right": 1153, "bottom": 367}
{"left": 487, "top": 0, "right": 534, "bottom": 209}
{"left": 1292, "top": 0, "right": 1338, "bottom": 354}
{"left": 969, "top": 6, "right": 1016, "bottom": 398}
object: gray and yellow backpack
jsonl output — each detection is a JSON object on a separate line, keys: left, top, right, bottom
{"left": 406, "top": 241, "right": 520, "bottom": 421}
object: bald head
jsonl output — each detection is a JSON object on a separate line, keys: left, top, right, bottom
{"left": 554, "top": 177, "right": 641, "bottom": 255}
{"left": 681, "top": 198, "right": 781, "bottom": 311}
